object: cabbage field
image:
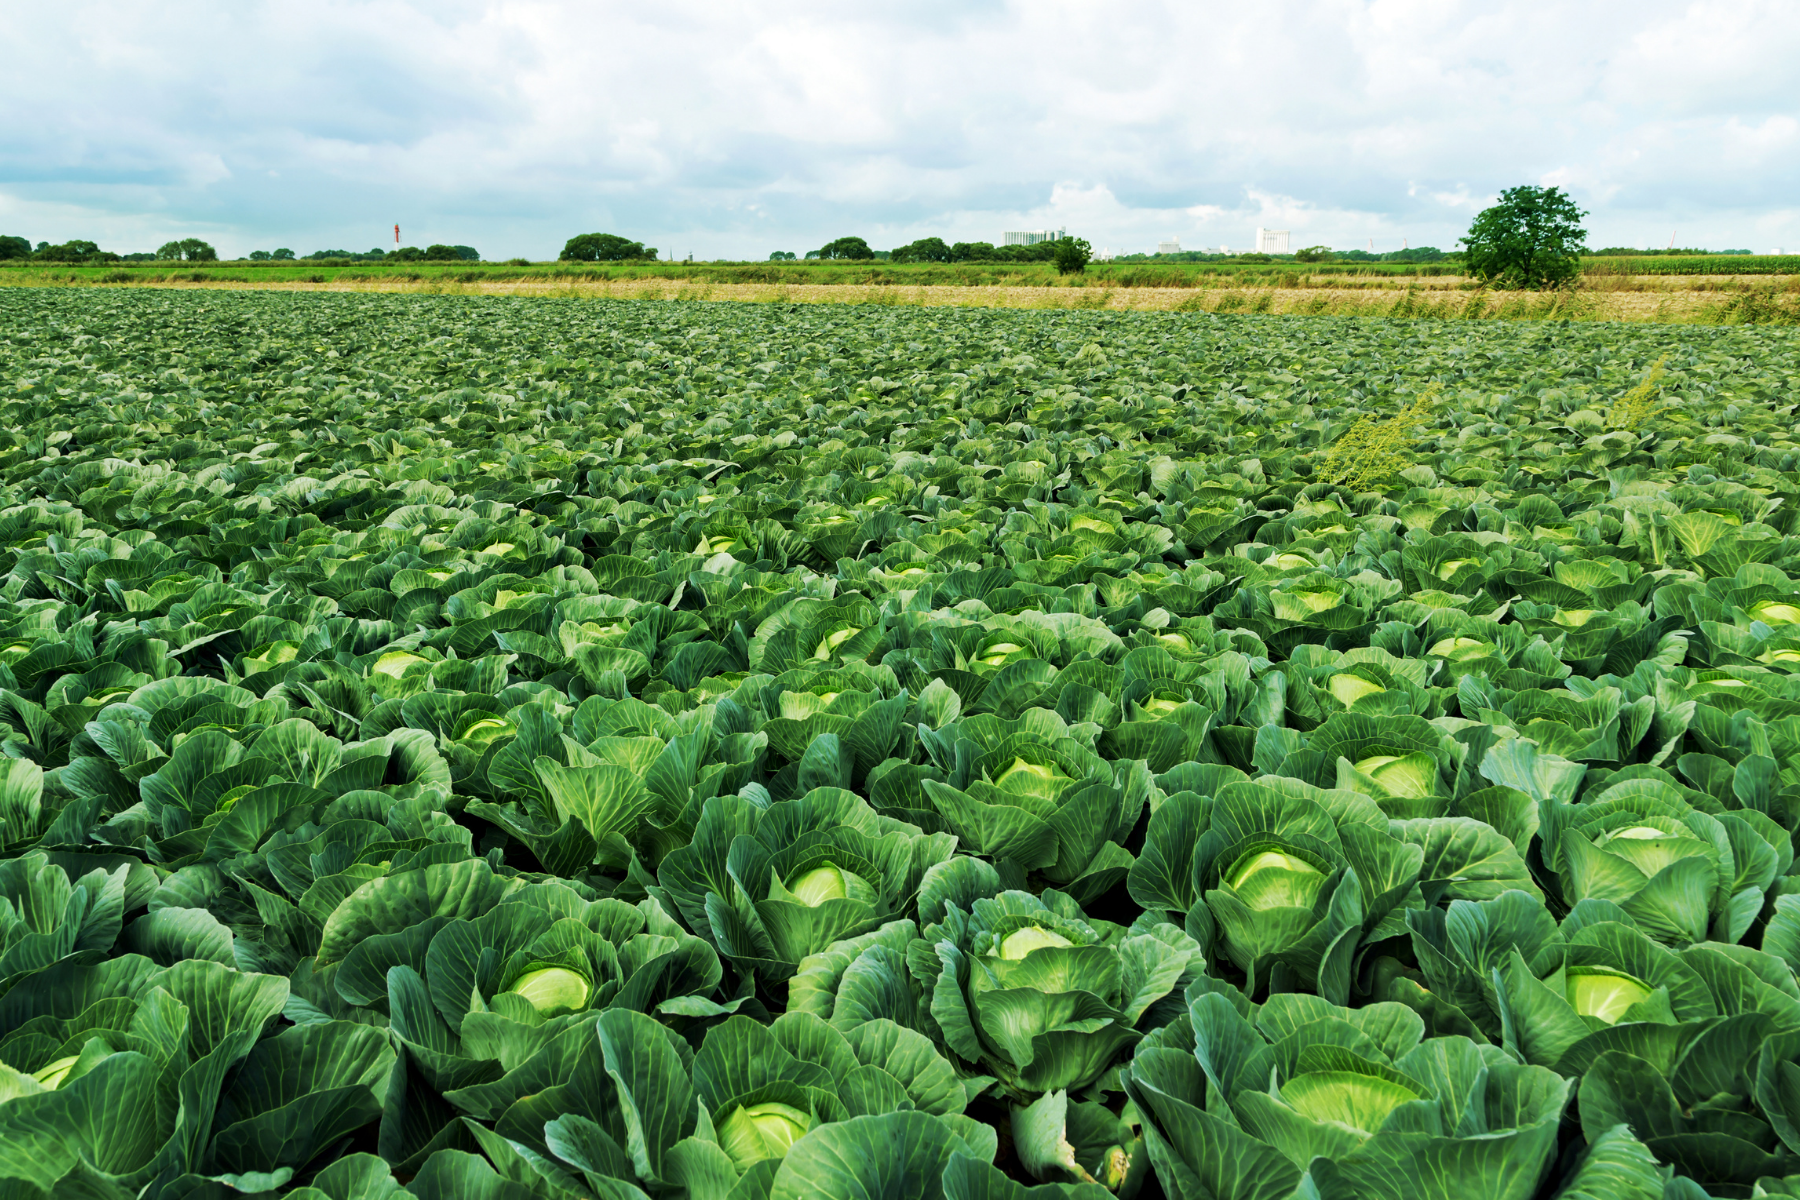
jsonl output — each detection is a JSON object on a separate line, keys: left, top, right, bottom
{"left": 4, "top": 288, "right": 1800, "bottom": 1200}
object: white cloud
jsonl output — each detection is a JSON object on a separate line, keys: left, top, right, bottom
{"left": 0, "top": 0, "right": 1794, "bottom": 257}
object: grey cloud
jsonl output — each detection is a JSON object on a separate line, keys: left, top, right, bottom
{"left": 0, "top": 0, "right": 1794, "bottom": 258}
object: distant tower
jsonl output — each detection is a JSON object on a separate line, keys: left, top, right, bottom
{"left": 1254, "top": 228, "right": 1290, "bottom": 254}
{"left": 1156, "top": 235, "right": 1182, "bottom": 255}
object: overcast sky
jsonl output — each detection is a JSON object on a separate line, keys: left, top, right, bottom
{"left": 2, "top": 0, "right": 1795, "bottom": 260}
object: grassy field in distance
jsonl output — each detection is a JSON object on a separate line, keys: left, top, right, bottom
{"left": 3, "top": 255, "right": 1797, "bottom": 325}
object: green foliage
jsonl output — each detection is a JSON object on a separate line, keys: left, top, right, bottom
{"left": 1053, "top": 237, "right": 1094, "bottom": 276}
{"left": 560, "top": 232, "right": 658, "bottom": 262}
{"left": 0, "top": 235, "right": 29, "bottom": 261}
{"left": 1590, "top": 246, "right": 1753, "bottom": 257}
{"left": 410, "top": 244, "right": 482, "bottom": 262}
{"left": 31, "top": 239, "right": 118, "bottom": 264}
{"left": 3, "top": 290, "right": 1800, "bottom": 1196}
{"left": 1294, "top": 245, "right": 1334, "bottom": 263}
{"left": 155, "top": 238, "right": 218, "bottom": 262}
{"left": 893, "top": 237, "right": 954, "bottom": 264}
{"left": 770, "top": 251, "right": 797, "bottom": 261}
{"left": 816, "top": 236, "right": 875, "bottom": 261}
{"left": 1461, "top": 185, "right": 1588, "bottom": 289}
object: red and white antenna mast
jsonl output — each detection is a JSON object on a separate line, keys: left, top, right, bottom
{"left": 395, "top": 224, "right": 400, "bottom": 247}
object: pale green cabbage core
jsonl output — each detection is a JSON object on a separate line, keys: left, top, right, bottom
{"left": 1141, "top": 695, "right": 1184, "bottom": 717}
{"left": 30, "top": 1055, "right": 79, "bottom": 1090}
{"left": 371, "top": 650, "right": 428, "bottom": 679}
{"left": 1427, "top": 637, "right": 1490, "bottom": 660}
{"left": 1567, "top": 968, "right": 1655, "bottom": 1025}
{"left": 1353, "top": 752, "right": 1436, "bottom": 799}
{"left": 1271, "top": 553, "right": 1313, "bottom": 571}
{"left": 1598, "top": 824, "right": 1706, "bottom": 877}
{"left": 1553, "top": 609, "right": 1599, "bottom": 627}
{"left": 812, "top": 627, "right": 862, "bottom": 659}
{"left": 1154, "top": 632, "right": 1193, "bottom": 651}
{"left": 1435, "top": 559, "right": 1475, "bottom": 581}
{"left": 979, "top": 641, "right": 1027, "bottom": 666}
{"left": 1282, "top": 1071, "right": 1420, "bottom": 1133}
{"left": 778, "top": 691, "right": 842, "bottom": 720}
{"left": 1228, "top": 850, "right": 1328, "bottom": 911}
{"left": 1328, "top": 674, "right": 1385, "bottom": 706}
{"left": 1271, "top": 590, "right": 1342, "bottom": 621}
{"left": 995, "top": 925, "right": 1075, "bottom": 960}
{"left": 507, "top": 967, "right": 590, "bottom": 1013}
{"left": 1752, "top": 601, "right": 1800, "bottom": 626}
{"left": 994, "top": 756, "right": 1071, "bottom": 797}
{"left": 718, "top": 1102, "right": 812, "bottom": 1168}
{"left": 455, "top": 715, "right": 512, "bottom": 746}
{"left": 787, "top": 864, "right": 871, "bottom": 908}
{"left": 244, "top": 641, "right": 300, "bottom": 672}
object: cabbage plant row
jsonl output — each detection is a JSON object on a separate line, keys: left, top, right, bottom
{"left": 2, "top": 289, "right": 1800, "bottom": 1199}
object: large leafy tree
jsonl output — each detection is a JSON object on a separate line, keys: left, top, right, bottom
{"left": 1460, "top": 185, "right": 1587, "bottom": 288}
{"left": 155, "top": 238, "right": 218, "bottom": 262}
{"left": 1053, "top": 235, "right": 1093, "bottom": 275}
{"left": 815, "top": 236, "right": 874, "bottom": 260}
{"left": 0, "top": 235, "right": 29, "bottom": 260}
{"left": 560, "top": 232, "right": 658, "bottom": 262}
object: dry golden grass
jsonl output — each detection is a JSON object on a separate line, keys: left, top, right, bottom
{"left": 15, "top": 271, "right": 1794, "bottom": 324}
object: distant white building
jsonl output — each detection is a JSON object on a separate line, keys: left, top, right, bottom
{"left": 1003, "top": 228, "right": 1067, "bottom": 246}
{"left": 1157, "top": 236, "right": 1182, "bottom": 255}
{"left": 1255, "top": 228, "right": 1291, "bottom": 254}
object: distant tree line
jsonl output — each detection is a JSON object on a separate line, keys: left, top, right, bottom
{"left": 0, "top": 237, "right": 224, "bottom": 263}
{"left": 0, "top": 236, "right": 480, "bottom": 263}
{"left": 1588, "top": 246, "right": 1753, "bottom": 256}
{"left": 761, "top": 234, "right": 1090, "bottom": 272}
{"left": 1289, "top": 246, "right": 1456, "bottom": 264}
{"left": 299, "top": 245, "right": 479, "bottom": 262}
{"left": 759, "top": 236, "right": 1067, "bottom": 264}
